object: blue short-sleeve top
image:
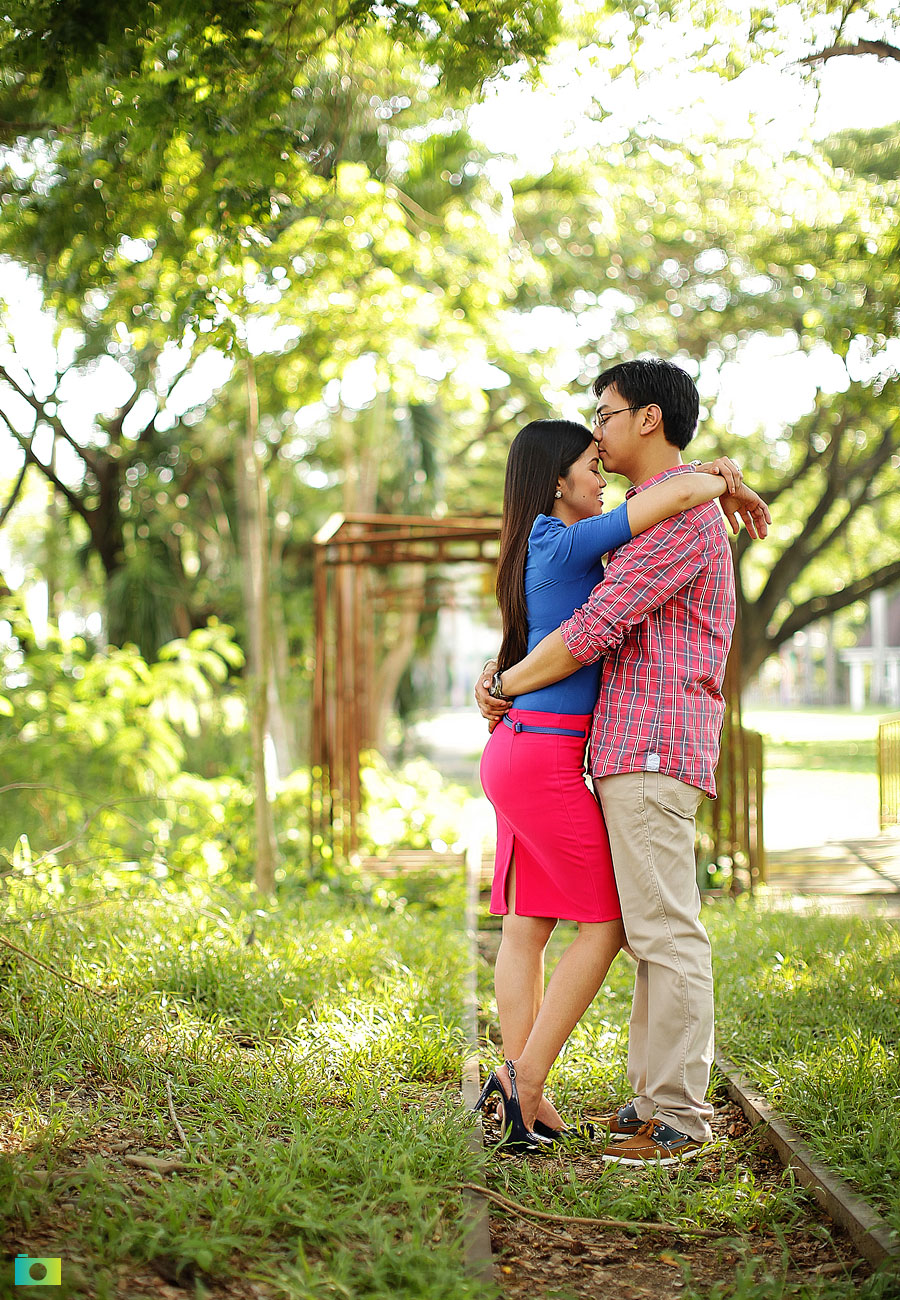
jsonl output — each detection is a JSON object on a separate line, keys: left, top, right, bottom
{"left": 513, "top": 502, "right": 632, "bottom": 714}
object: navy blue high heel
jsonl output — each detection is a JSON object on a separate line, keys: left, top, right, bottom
{"left": 472, "top": 1060, "right": 552, "bottom": 1152}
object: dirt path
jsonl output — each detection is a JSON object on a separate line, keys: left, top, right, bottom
{"left": 471, "top": 917, "right": 887, "bottom": 1300}
{"left": 481, "top": 1097, "right": 875, "bottom": 1299}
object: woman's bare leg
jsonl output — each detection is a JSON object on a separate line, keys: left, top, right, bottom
{"left": 510, "top": 917, "right": 625, "bottom": 1129}
{"left": 493, "top": 859, "right": 558, "bottom": 1122}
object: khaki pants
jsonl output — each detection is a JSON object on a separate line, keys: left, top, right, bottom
{"left": 594, "top": 771, "right": 714, "bottom": 1142}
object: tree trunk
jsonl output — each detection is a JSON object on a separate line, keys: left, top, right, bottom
{"left": 236, "top": 357, "right": 277, "bottom": 896}
{"left": 266, "top": 518, "right": 297, "bottom": 775}
{"left": 338, "top": 390, "right": 427, "bottom": 747}
{"left": 44, "top": 434, "right": 61, "bottom": 627}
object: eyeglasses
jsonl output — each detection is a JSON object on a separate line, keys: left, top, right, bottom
{"left": 592, "top": 404, "right": 643, "bottom": 429}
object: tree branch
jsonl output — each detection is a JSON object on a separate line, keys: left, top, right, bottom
{"left": 774, "top": 557, "right": 900, "bottom": 647}
{"left": 0, "top": 411, "right": 92, "bottom": 524}
{"left": 0, "top": 360, "right": 102, "bottom": 474}
{"left": 106, "top": 384, "right": 144, "bottom": 443}
{"left": 0, "top": 119, "right": 80, "bottom": 137}
{"left": 810, "top": 422, "right": 900, "bottom": 557}
{"left": 0, "top": 933, "right": 110, "bottom": 998}
{"left": 752, "top": 427, "right": 844, "bottom": 624}
{"left": 755, "top": 406, "right": 831, "bottom": 508}
{"left": 455, "top": 1183, "right": 728, "bottom": 1238}
{"left": 126, "top": 347, "right": 203, "bottom": 446}
{"left": 833, "top": 0, "right": 860, "bottom": 45}
{"left": 0, "top": 458, "right": 28, "bottom": 528}
{"left": 799, "top": 39, "right": 900, "bottom": 66}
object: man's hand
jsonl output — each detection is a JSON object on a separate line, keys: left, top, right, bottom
{"left": 475, "top": 659, "right": 511, "bottom": 732}
{"left": 719, "top": 484, "right": 771, "bottom": 539}
{"left": 696, "top": 456, "right": 742, "bottom": 493}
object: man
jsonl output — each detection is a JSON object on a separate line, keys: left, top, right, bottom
{"left": 476, "top": 358, "right": 768, "bottom": 1165}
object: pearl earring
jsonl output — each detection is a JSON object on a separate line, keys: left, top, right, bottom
{"left": 554, "top": 489, "right": 562, "bottom": 498}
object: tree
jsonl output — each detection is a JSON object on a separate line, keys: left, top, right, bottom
{"left": 498, "top": 105, "right": 900, "bottom": 684}
{"left": 0, "top": 1, "right": 558, "bottom": 331}
{"left": 571, "top": 0, "right": 900, "bottom": 72}
{"left": 0, "top": 295, "right": 230, "bottom": 653}
{"left": 0, "top": 3, "right": 571, "bottom": 852}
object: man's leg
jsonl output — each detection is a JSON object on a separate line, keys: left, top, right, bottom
{"left": 626, "top": 955, "right": 652, "bottom": 1119}
{"left": 594, "top": 771, "right": 714, "bottom": 1142}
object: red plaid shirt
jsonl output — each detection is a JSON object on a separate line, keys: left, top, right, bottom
{"left": 560, "top": 466, "right": 735, "bottom": 797}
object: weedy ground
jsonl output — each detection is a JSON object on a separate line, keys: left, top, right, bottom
{"left": 2, "top": 859, "right": 898, "bottom": 1300}
{"left": 1, "top": 863, "right": 480, "bottom": 1299}
{"left": 477, "top": 902, "right": 900, "bottom": 1300}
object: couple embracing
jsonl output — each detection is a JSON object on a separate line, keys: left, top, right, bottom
{"left": 473, "top": 357, "right": 770, "bottom": 1165}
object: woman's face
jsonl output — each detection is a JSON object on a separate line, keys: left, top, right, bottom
{"left": 555, "top": 442, "right": 606, "bottom": 522}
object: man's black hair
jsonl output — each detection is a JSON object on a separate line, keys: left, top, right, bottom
{"left": 593, "top": 358, "right": 699, "bottom": 450}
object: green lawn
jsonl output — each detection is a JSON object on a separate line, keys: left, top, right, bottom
{"left": 1, "top": 864, "right": 483, "bottom": 1300}
{"left": 477, "top": 902, "right": 900, "bottom": 1300}
{"left": 743, "top": 708, "right": 884, "bottom": 851}
{"left": 3, "top": 838, "right": 898, "bottom": 1299}
{"left": 710, "top": 904, "right": 900, "bottom": 1226}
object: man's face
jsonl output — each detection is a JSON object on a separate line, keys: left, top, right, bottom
{"left": 591, "top": 384, "right": 644, "bottom": 477}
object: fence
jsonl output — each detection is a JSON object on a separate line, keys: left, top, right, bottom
{"left": 696, "top": 611, "right": 765, "bottom": 893}
{"left": 878, "top": 715, "right": 900, "bottom": 831}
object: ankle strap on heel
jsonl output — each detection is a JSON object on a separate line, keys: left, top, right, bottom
{"left": 504, "top": 1059, "right": 519, "bottom": 1103}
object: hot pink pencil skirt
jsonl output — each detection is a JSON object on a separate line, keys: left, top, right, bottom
{"left": 480, "top": 708, "right": 621, "bottom": 923}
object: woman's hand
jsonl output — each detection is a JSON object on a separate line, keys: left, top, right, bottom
{"left": 719, "top": 484, "right": 771, "bottom": 539}
{"left": 475, "top": 660, "right": 511, "bottom": 731}
{"left": 695, "top": 457, "right": 742, "bottom": 493}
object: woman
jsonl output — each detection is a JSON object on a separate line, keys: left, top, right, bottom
{"left": 474, "top": 418, "right": 755, "bottom": 1148}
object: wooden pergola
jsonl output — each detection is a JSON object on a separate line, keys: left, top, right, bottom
{"left": 310, "top": 512, "right": 502, "bottom": 862}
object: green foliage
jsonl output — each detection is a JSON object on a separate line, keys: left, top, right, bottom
{"left": 0, "top": 0, "right": 559, "bottom": 335}
{"left": 360, "top": 752, "right": 472, "bottom": 856}
{"left": 104, "top": 537, "right": 191, "bottom": 659}
{"left": 580, "top": 0, "right": 900, "bottom": 77}
{"left": 508, "top": 120, "right": 900, "bottom": 677}
{"left": 2, "top": 0, "right": 900, "bottom": 710}
{"left": 0, "top": 606, "right": 243, "bottom": 850}
{"left": 0, "top": 600, "right": 480, "bottom": 894}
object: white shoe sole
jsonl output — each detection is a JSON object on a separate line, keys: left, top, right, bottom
{"left": 601, "top": 1143, "right": 706, "bottom": 1166}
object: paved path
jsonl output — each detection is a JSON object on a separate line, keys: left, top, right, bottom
{"left": 763, "top": 829, "right": 900, "bottom": 915}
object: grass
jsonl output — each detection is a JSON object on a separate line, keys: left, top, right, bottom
{"left": 0, "top": 862, "right": 487, "bottom": 1299}
{"left": 742, "top": 707, "right": 884, "bottom": 850}
{"left": 3, "top": 840, "right": 899, "bottom": 1299}
{"left": 477, "top": 901, "right": 900, "bottom": 1299}
{"left": 710, "top": 903, "right": 900, "bottom": 1230}
{"left": 743, "top": 708, "right": 879, "bottom": 788}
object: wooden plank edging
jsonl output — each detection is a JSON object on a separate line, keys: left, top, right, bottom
{"left": 715, "top": 1051, "right": 900, "bottom": 1269}
{"left": 462, "top": 836, "right": 494, "bottom": 1284}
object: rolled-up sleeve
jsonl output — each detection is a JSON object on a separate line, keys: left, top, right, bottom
{"left": 561, "top": 514, "right": 708, "bottom": 665}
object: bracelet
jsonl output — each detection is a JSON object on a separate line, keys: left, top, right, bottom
{"left": 488, "top": 670, "right": 511, "bottom": 701}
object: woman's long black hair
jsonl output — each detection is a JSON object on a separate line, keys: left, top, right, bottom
{"left": 495, "top": 419, "right": 594, "bottom": 672}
